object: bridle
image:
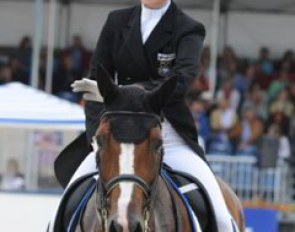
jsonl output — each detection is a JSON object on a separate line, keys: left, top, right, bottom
{"left": 95, "top": 111, "right": 164, "bottom": 232}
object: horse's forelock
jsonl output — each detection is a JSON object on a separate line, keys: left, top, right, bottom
{"left": 105, "top": 85, "right": 153, "bottom": 113}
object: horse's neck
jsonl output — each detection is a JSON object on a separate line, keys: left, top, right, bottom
{"left": 79, "top": 194, "right": 102, "bottom": 232}
{"left": 151, "top": 178, "right": 177, "bottom": 231}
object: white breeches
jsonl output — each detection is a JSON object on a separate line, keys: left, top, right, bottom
{"left": 66, "top": 120, "right": 233, "bottom": 232}
{"left": 162, "top": 121, "right": 233, "bottom": 232}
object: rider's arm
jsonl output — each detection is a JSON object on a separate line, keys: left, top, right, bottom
{"left": 138, "top": 23, "right": 205, "bottom": 97}
{"left": 166, "top": 23, "right": 206, "bottom": 98}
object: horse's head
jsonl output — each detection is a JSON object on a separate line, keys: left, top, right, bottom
{"left": 93, "top": 66, "right": 177, "bottom": 232}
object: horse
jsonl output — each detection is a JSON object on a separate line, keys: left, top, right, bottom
{"left": 60, "top": 67, "right": 245, "bottom": 232}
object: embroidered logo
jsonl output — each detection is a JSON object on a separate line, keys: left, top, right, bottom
{"left": 157, "top": 53, "right": 176, "bottom": 75}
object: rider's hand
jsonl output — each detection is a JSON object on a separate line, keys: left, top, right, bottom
{"left": 71, "top": 78, "right": 104, "bottom": 102}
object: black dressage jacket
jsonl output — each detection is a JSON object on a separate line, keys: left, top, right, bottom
{"left": 55, "top": 1, "right": 206, "bottom": 188}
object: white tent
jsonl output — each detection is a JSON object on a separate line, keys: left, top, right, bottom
{"left": 0, "top": 82, "right": 85, "bottom": 130}
{"left": 0, "top": 82, "right": 85, "bottom": 190}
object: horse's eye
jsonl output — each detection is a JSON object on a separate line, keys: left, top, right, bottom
{"left": 97, "top": 136, "right": 104, "bottom": 148}
{"left": 152, "top": 139, "right": 163, "bottom": 154}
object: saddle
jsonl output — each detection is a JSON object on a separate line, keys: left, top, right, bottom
{"left": 52, "top": 168, "right": 218, "bottom": 232}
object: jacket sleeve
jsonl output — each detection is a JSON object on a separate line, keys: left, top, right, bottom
{"left": 85, "top": 13, "right": 114, "bottom": 142}
{"left": 166, "top": 24, "right": 205, "bottom": 97}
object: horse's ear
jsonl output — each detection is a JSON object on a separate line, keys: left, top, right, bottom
{"left": 147, "top": 77, "right": 178, "bottom": 114}
{"left": 96, "top": 64, "right": 118, "bottom": 103}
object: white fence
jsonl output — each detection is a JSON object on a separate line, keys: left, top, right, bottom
{"left": 207, "top": 155, "right": 293, "bottom": 204}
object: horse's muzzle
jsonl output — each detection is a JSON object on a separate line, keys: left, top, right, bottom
{"left": 109, "top": 219, "right": 143, "bottom": 232}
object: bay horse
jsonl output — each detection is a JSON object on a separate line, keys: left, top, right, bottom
{"left": 67, "top": 68, "right": 245, "bottom": 232}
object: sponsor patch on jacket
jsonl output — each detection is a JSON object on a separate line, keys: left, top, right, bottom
{"left": 157, "top": 53, "right": 176, "bottom": 75}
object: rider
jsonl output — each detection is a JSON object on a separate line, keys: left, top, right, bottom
{"left": 55, "top": 0, "right": 234, "bottom": 231}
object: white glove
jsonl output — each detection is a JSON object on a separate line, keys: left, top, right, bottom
{"left": 71, "top": 78, "right": 104, "bottom": 102}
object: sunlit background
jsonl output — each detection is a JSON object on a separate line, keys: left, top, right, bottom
{"left": 0, "top": 0, "right": 294, "bottom": 231}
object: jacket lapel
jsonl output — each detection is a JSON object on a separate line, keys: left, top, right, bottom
{"left": 144, "top": 2, "right": 177, "bottom": 56}
{"left": 121, "top": 6, "right": 151, "bottom": 78}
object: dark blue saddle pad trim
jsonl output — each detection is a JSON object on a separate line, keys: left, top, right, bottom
{"left": 67, "top": 179, "right": 96, "bottom": 232}
{"left": 161, "top": 170, "right": 197, "bottom": 232}
{"left": 53, "top": 172, "right": 98, "bottom": 232}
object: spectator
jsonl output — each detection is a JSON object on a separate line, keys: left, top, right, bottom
{"left": 190, "top": 70, "right": 209, "bottom": 93}
{"left": 189, "top": 96, "right": 210, "bottom": 145}
{"left": 266, "top": 111, "right": 290, "bottom": 137}
{"left": 257, "top": 47, "right": 274, "bottom": 76}
{"left": 233, "top": 63, "right": 255, "bottom": 97}
{"left": 53, "top": 53, "right": 80, "bottom": 102}
{"left": 38, "top": 48, "right": 48, "bottom": 90}
{"left": 237, "top": 107, "right": 264, "bottom": 156}
{"left": 242, "top": 84, "right": 268, "bottom": 120}
{"left": 270, "top": 89, "right": 294, "bottom": 118}
{"left": 1, "top": 158, "right": 24, "bottom": 191}
{"left": 9, "top": 57, "right": 28, "bottom": 84}
{"left": 267, "top": 124, "right": 291, "bottom": 160}
{"left": 64, "top": 35, "right": 90, "bottom": 75}
{"left": 218, "top": 46, "right": 238, "bottom": 87}
{"left": 217, "top": 78, "right": 241, "bottom": 111}
{"left": 15, "top": 36, "right": 32, "bottom": 76}
{"left": 280, "top": 50, "right": 295, "bottom": 74}
{"left": 268, "top": 69, "right": 290, "bottom": 102}
{"left": 0, "top": 65, "right": 12, "bottom": 85}
{"left": 209, "top": 98, "right": 240, "bottom": 154}
{"left": 289, "top": 81, "right": 295, "bottom": 105}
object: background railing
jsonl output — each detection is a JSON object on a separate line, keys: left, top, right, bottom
{"left": 207, "top": 155, "right": 293, "bottom": 204}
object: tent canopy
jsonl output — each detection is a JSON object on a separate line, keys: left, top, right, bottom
{"left": 0, "top": 83, "right": 85, "bottom": 130}
{"left": 1, "top": 0, "right": 295, "bottom": 14}
{"left": 4, "top": 0, "right": 295, "bottom": 14}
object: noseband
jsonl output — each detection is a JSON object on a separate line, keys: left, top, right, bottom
{"left": 95, "top": 111, "right": 163, "bottom": 231}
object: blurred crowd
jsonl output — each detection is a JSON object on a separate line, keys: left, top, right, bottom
{"left": 0, "top": 35, "right": 91, "bottom": 102}
{"left": 0, "top": 36, "right": 294, "bottom": 161}
{"left": 188, "top": 46, "right": 295, "bottom": 160}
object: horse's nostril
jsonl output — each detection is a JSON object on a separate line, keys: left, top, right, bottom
{"left": 130, "top": 221, "right": 143, "bottom": 232}
{"left": 135, "top": 222, "right": 142, "bottom": 232}
{"left": 109, "top": 220, "right": 123, "bottom": 232}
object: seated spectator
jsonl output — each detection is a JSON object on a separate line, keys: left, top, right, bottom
{"left": 194, "top": 64, "right": 209, "bottom": 91}
{"left": 15, "top": 36, "right": 32, "bottom": 77}
{"left": 1, "top": 158, "right": 24, "bottom": 191}
{"left": 53, "top": 53, "right": 81, "bottom": 102}
{"left": 289, "top": 81, "right": 295, "bottom": 105}
{"left": 189, "top": 96, "right": 210, "bottom": 145}
{"left": 0, "top": 65, "right": 12, "bottom": 85}
{"left": 237, "top": 107, "right": 264, "bottom": 156}
{"left": 200, "top": 46, "right": 210, "bottom": 69}
{"left": 270, "top": 89, "right": 294, "bottom": 118}
{"left": 217, "top": 78, "right": 241, "bottom": 111}
{"left": 280, "top": 50, "right": 295, "bottom": 73}
{"left": 242, "top": 84, "right": 268, "bottom": 120}
{"left": 9, "top": 57, "right": 28, "bottom": 84}
{"left": 209, "top": 99, "right": 240, "bottom": 154}
{"left": 268, "top": 66, "right": 290, "bottom": 102}
{"left": 64, "top": 35, "right": 90, "bottom": 75}
{"left": 256, "top": 47, "right": 274, "bottom": 76}
{"left": 233, "top": 63, "right": 255, "bottom": 97}
{"left": 266, "top": 111, "right": 290, "bottom": 137}
{"left": 267, "top": 124, "right": 291, "bottom": 161}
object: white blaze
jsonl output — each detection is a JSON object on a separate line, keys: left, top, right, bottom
{"left": 118, "top": 144, "right": 135, "bottom": 228}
